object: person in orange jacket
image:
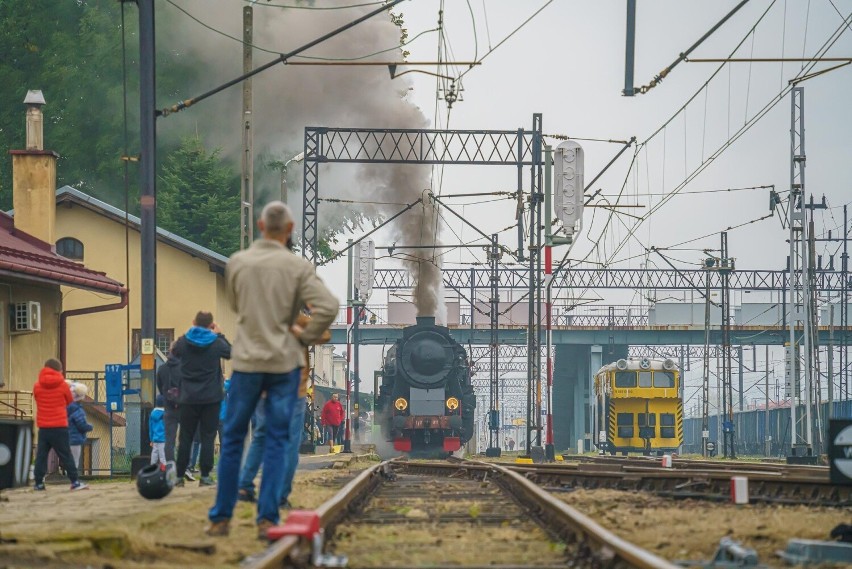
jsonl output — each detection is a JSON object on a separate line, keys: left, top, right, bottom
{"left": 32, "top": 359, "right": 88, "bottom": 491}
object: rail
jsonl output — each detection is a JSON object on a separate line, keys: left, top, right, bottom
{"left": 245, "top": 458, "right": 678, "bottom": 569}
{"left": 0, "top": 390, "right": 33, "bottom": 420}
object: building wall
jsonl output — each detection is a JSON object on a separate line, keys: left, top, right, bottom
{"left": 0, "top": 281, "right": 61, "bottom": 393}
{"left": 55, "top": 204, "right": 233, "bottom": 372}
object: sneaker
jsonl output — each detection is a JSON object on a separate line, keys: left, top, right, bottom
{"left": 257, "top": 519, "right": 275, "bottom": 541}
{"left": 33, "top": 482, "right": 46, "bottom": 491}
{"left": 238, "top": 489, "right": 256, "bottom": 503}
{"left": 70, "top": 481, "right": 89, "bottom": 491}
{"left": 205, "top": 520, "right": 230, "bottom": 537}
{"left": 199, "top": 476, "right": 215, "bottom": 487}
{"left": 189, "top": 467, "right": 199, "bottom": 473}
{"left": 174, "top": 478, "right": 185, "bottom": 488}
{"left": 184, "top": 472, "right": 196, "bottom": 482}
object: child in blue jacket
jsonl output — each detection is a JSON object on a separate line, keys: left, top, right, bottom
{"left": 149, "top": 394, "right": 166, "bottom": 465}
{"left": 67, "top": 382, "right": 93, "bottom": 471}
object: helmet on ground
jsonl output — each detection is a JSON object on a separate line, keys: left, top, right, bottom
{"left": 137, "top": 461, "right": 177, "bottom": 500}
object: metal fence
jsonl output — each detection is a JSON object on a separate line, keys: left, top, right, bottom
{"left": 683, "top": 399, "right": 852, "bottom": 456}
{"left": 64, "top": 371, "right": 131, "bottom": 477}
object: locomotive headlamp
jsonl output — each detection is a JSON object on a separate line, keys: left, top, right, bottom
{"left": 394, "top": 397, "right": 408, "bottom": 411}
{"left": 445, "top": 397, "right": 460, "bottom": 410}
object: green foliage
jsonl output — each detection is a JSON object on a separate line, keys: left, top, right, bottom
{"left": 158, "top": 137, "right": 240, "bottom": 256}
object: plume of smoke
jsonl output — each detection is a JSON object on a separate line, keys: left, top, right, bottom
{"left": 159, "top": 0, "right": 445, "bottom": 316}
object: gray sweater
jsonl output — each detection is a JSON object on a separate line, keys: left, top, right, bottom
{"left": 225, "top": 239, "right": 339, "bottom": 373}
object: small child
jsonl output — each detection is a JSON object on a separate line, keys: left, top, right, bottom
{"left": 66, "top": 382, "right": 93, "bottom": 471}
{"left": 149, "top": 394, "right": 166, "bottom": 465}
{"left": 33, "top": 359, "right": 88, "bottom": 491}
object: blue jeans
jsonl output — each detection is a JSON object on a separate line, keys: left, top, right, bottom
{"left": 238, "top": 397, "right": 306, "bottom": 503}
{"left": 280, "top": 397, "right": 306, "bottom": 501}
{"left": 237, "top": 402, "right": 267, "bottom": 493}
{"left": 209, "top": 369, "right": 300, "bottom": 525}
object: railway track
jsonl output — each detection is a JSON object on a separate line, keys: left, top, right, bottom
{"left": 507, "top": 456, "right": 850, "bottom": 507}
{"left": 244, "top": 459, "right": 680, "bottom": 569}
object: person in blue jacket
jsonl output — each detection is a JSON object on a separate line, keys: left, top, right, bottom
{"left": 149, "top": 394, "right": 167, "bottom": 465}
{"left": 67, "top": 382, "right": 93, "bottom": 471}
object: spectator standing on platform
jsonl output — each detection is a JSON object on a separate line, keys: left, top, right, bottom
{"left": 207, "top": 201, "right": 338, "bottom": 539}
{"left": 149, "top": 394, "right": 167, "bottom": 465}
{"left": 33, "top": 359, "right": 88, "bottom": 491}
{"left": 174, "top": 311, "right": 231, "bottom": 487}
{"left": 66, "top": 383, "right": 92, "bottom": 471}
{"left": 156, "top": 341, "right": 183, "bottom": 462}
{"left": 321, "top": 393, "right": 344, "bottom": 446}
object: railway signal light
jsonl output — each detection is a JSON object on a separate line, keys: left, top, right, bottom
{"left": 554, "top": 140, "right": 585, "bottom": 238}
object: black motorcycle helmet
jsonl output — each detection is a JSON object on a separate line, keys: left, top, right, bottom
{"left": 137, "top": 461, "right": 177, "bottom": 500}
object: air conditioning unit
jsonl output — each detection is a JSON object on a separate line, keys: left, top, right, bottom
{"left": 12, "top": 302, "right": 41, "bottom": 334}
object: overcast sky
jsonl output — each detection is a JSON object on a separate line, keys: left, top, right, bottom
{"left": 284, "top": 0, "right": 852, "bottom": 409}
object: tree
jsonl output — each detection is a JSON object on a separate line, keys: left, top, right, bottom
{"left": 158, "top": 137, "right": 239, "bottom": 256}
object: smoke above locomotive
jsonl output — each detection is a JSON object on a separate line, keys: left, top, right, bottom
{"left": 158, "top": 1, "right": 445, "bottom": 317}
{"left": 376, "top": 316, "right": 476, "bottom": 455}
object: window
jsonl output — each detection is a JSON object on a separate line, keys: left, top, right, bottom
{"left": 638, "top": 371, "right": 653, "bottom": 387}
{"left": 56, "top": 237, "right": 84, "bottom": 261}
{"left": 654, "top": 371, "right": 675, "bottom": 388}
{"left": 616, "top": 413, "right": 634, "bottom": 438}
{"left": 638, "top": 413, "right": 656, "bottom": 438}
{"left": 131, "top": 329, "right": 175, "bottom": 360}
{"left": 660, "top": 413, "right": 677, "bottom": 439}
{"left": 615, "top": 371, "right": 636, "bottom": 388}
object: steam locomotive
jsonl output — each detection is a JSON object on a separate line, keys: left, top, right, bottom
{"left": 376, "top": 316, "right": 476, "bottom": 454}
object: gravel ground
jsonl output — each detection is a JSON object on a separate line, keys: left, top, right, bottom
{"left": 558, "top": 487, "right": 849, "bottom": 567}
{"left": 0, "top": 455, "right": 376, "bottom": 569}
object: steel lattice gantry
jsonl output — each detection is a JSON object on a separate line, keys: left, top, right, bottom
{"left": 301, "top": 125, "right": 542, "bottom": 263}
{"left": 373, "top": 267, "right": 850, "bottom": 291}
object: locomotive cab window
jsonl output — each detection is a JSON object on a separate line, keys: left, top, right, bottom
{"left": 615, "top": 371, "right": 636, "bottom": 388}
{"left": 654, "top": 371, "right": 675, "bottom": 388}
{"left": 616, "top": 413, "right": 634, "bottom": 438}
{"left": 660, "top": 413, "right": 676, "bottom": 438}
{"left": 638, "top": 371, "right": 652, "bottom": 387}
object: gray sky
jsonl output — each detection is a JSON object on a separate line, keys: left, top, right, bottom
{"left": 293, "top": 0, "right": 852, "bottom": 406}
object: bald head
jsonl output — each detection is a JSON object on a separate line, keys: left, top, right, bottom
{"left": 258, "top": 201, "right": 295, "bottom": 243}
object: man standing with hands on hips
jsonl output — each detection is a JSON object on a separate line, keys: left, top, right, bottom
{"left": 207, "top": 201, "right": 338, "bottom": 539}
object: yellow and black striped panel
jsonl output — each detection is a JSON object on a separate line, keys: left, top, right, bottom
{"left": 608, "top": 400, "right": 616, "bottom": 446}
{"left": 676, "top": 399, "right": 684, "bottom": 447}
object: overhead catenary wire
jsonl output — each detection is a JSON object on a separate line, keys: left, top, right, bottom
{"left": 157, "top": 0, "right": 406, "bottom": 116}
{"left": 603, "top": 7, "right": 852, "bottom": 265}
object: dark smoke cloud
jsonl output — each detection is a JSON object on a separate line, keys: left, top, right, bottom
{"left": 159, "top": 0, "right": 444, "bottom": 315}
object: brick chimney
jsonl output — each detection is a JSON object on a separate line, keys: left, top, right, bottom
{"left": 10, "top": 90, "right": 58, "bottom": 247}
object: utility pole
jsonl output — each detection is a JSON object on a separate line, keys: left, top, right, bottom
{"left": 343, "top": 239, "right": 353, "bottom": 453}
{"left": 828, "top": 305, "right": 834, "bottom": 422}
{"left": 526, "top": 114, "right": 543, "bottom": 455}
{"left": 701, "top": 269, "right": 711, "bottom": 456}
{"left": 842, "top": 205, "right": 849, "bottom": 403}
{"left": 720, "top": 232, "right": 736, "bottom": 459}
{"left": 486, "top": 234, "right": 500, "bottom": 457}
{"left": 765, "top": 344, "right": 770, "bottom": 456}
{"left": 240, "top": 5, "right": 254, "bottom": 250}
{"left": 137, "top": 0, "right": 157, "bottom": 461}
{"left": 787, "top": 86, "right": 814, "bottom": 458}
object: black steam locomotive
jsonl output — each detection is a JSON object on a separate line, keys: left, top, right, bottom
{"left": 376, "top": 316, "right": 476, "bottom": 454}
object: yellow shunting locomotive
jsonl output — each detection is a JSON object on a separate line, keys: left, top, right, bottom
{"left": 592, "top": 358, "right": 684, "bottom": 455}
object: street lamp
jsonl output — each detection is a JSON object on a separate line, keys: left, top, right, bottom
{"left": 280, "top": 151, "right": 305, "bottom": 204}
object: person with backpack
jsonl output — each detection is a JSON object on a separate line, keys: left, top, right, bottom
{"left": 174, "top": 311, "right": 231, "bottom": 487}
{"left": 156, "top": 341, "right": 183, "bottom": 463}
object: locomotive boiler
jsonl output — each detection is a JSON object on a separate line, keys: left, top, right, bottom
{"left": 376, "top": 316, "right": 476, "bottom": 454}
